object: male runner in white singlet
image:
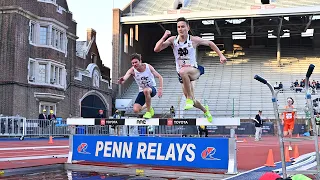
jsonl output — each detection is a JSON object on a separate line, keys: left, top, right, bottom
{"left": 154, "top": 17, "right": 227, "bottom": 122}
{"left": 118, "top": 53, "right": 163, "bottom": 119}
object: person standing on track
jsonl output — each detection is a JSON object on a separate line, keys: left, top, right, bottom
{"left": 281, "top": 97, "right": 296, "bottom": 150}
{"left": 154, "top": 17, "right": 227, "bottom": 122}
{"left": 118, "top": 53, "right": 163, "bottom": 119}
{"left": 254, "top": 110, "right": 263, "bottom": 141}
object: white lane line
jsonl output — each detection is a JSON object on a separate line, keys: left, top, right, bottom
{"left": 0, "top": 149, "right": 68, "bottom": 154}
{"left": 0, "top": 146, "right": 69, "bottom": 151}
{"left": 0, "top": 154, "right": 68, "bottom": 161}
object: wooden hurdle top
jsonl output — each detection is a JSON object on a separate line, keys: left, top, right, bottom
{"left": 66, "top": 117, "right": 240, "bottom": 126}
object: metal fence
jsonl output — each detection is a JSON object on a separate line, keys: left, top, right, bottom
{"left": 0, "top": 117, "right": 69, "bottom": 139}
{"left": 3, "top": 116, "right": 309, "bottom": 139}
{"left": 24, "top": 119, "right": 69, "bottom": 137}
{"left": 0, "top": 117, "right": 200, "bottom": 138}
{"left": 0, "top": 116, "right": 25, "bottom": 137}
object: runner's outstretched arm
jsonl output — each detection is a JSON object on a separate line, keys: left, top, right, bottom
{"left": 154, "top": 30, "right": 174, "bottom": 52}
{"left": 192, "top": 36, "right": 227, "bottom": 64}
{"left": 118, "top": 68, "right": 133, "bottom": 84}
{"left": 149, "top": 64, "right": 163, "bottom": 98}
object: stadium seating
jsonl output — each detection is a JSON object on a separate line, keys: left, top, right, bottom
{"left": 196, "top": 46, "right": 320, "bottom": 119}
{"left": 122, "top": 0, "right": 320, "bottom": 16}
{"left": 119, "top": 47, "right": 320, "bottom": 119}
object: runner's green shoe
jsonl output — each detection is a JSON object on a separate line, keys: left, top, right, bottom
{"left": 184, "top": 99, "right": 194, "bottom": 110}
{"left": 204, "top": 105, "right": 213, "bottom": 123}
{"left": 143, "top": 111, "right": 152, "bottom": 119}
{"left": 150, "top": 107, "right": 154, "bottom": 116}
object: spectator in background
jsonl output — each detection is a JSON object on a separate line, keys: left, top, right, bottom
{"left": 47, "top": 110, "right": 56, "bottom": 136}
{"left": 312, "top": 80, "right": 316, "bottom": 87}
{"left": 254, "top": 110, "right": 263, "bottom": 141}
{"left": 170, "top": 106, "right": 175, "bottom": 117}
{"left": 38, "top": 109, "right": 48, "bottom": 137}
{"left": 95, "top": 109, "right": 105, "bottom": 135}
{"left": 300, "top": 79, "right": 305, "bottom": 87}
{"left": 316, "top": 113, "right": 320, "bottom": 136}
{"left": 274, "top": 82, "right": 279, "bottom": 90}
{"left": 294, "top": 80, "right": 303, "bottom": 92}
{"left": 304, "top": 104, "right": 313, "bottom": 136}
{"left": 48, "top": 110, "right": 56, "bottom": 120}
{"left": 294, "top": 80, "right": 299, "bottom": 87}
{"left": 39, "top": 109, "right": 47, "bottom": 120}
{"left": 112, "top": 110, "right": 121, "bottom": 135}
{"left": 279, "top": 82, "right": 283, "bottom": 93}
{"left": 113, "top": 109, "right": 121, "bottom": 119}
{"left": 97, "top": 109, "right": 104, "bottom": 118}
{"left": 198, "top": 125, "right": 208, "bottom": 137}
{"left": 279, "top": 82, "right": 283, "bottom": 89}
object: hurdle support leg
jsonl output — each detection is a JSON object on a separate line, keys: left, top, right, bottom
{"left": 67, "top": 126, "right": 75, "bottom": 164}
{"left": 226, "top": 127, "right": 238, "bottom": 174}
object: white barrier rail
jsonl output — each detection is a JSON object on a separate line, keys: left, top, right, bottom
{"left": 66, "top": 117, "right": 240, "bottom": 176}
{"left": 66, "top": 117, "right": 241, "bottom": 126}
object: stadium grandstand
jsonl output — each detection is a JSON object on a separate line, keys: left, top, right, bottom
{"left": 112, "top": 0, "right": 320, "bottom": 120}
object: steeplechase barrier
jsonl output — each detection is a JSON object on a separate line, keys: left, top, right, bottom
{"left": 65, "top": 117, "right": 240, "bottom": 179}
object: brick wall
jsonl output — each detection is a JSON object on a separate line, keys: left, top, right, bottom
{"left": 6, "top": 83, "right": 112, "bottom": 119}
{"left": 0, "top": 84, "right": 14, "bottom": 116}
{"left": 0, "top": 13, "right": 15, "bottom": 82}
{"left": 0, "top": 0, "right": 113, "bottom": 118}
{"left": 12, "top": 84, "right": 65, "bottom": 118}
{"left": 13, "top": 14, "right": 30, "bottom": 83}
{"left": 112, "top": 9, "right": 120, "bottom": 90}
{"left": 75, "top": 56, "right": 91, "bottom": 70}
{"left": 0, "top": 0, "right": 76, "bottom": 34}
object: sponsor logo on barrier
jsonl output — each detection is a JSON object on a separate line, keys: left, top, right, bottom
{"left": 77, "top": 143, "right": 90, "bottom": 154}
{"left": 100, "top": 119, "right": 105, "bottom": 126}
{"left": 73, "top": 136, "right": 229, "bottom": 169}
{"left": 105, "top": 120, "right": 119, "bottom": 125}
{"left": 201, "top": 147, "right": 220, "bottom": 160}
{"left": 166, "top": 119, "right": 190, "bottom": 125}
{"left": 94, "top": 141, "right": 196, "bottom": 162}
{"left": 94, "top": 119, "right": 125, "bottom": 125}
{"left": 174, "top": 120, "right": 189, "bottom": 125}
{"left": 159, "top": 118, "right": 196, "bottom": 125}
{"left": 136, "top": 119, "right": 146, "bottom": 125}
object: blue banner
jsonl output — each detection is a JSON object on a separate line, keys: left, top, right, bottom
{"left": 73, "top": 135, "right": 229, "bottom": 169}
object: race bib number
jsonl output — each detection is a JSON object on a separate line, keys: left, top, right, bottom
{"left": 140, "top": 76, "right": 150, "bottom": 88}
{"left": 285, "top": 113, "right": 292, "bottom": 119}
{"left": 178, "top": 59, "right": 191, "bottom": 68}
{"left": 177, "top": 47, "right": 191, "bottom": 68}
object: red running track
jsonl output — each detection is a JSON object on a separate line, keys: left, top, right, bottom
{"left": 0, "top": 136, "right": 319, "bottom": 172}
{"left": 0, "top": 139, "right": 69, "bottom": 170}
{"left": 0, "top": 140, "right": 68, "bottom": 148}
{"left": 237, "top": 136, "right": 320, "bottom": 171}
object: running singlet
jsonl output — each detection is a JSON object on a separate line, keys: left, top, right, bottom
{"left": 133, "top": 63, "right": 156, "bottom": 92}
{"left": 172, "top": 34, "right": 197, "bottom": 73}
{"left": 283, "top": 106, "right": 295, "bottom": 122}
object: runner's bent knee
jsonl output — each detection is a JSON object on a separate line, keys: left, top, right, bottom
{"left": 143, "top": 88, "right": 152, "bottom": 94}
{"left": 133, "top": 104, "right": 141, "bottom": 113}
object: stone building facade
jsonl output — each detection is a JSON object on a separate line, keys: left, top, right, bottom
{"left": 0, "top": 0, "right": 112, "bottom": 119}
